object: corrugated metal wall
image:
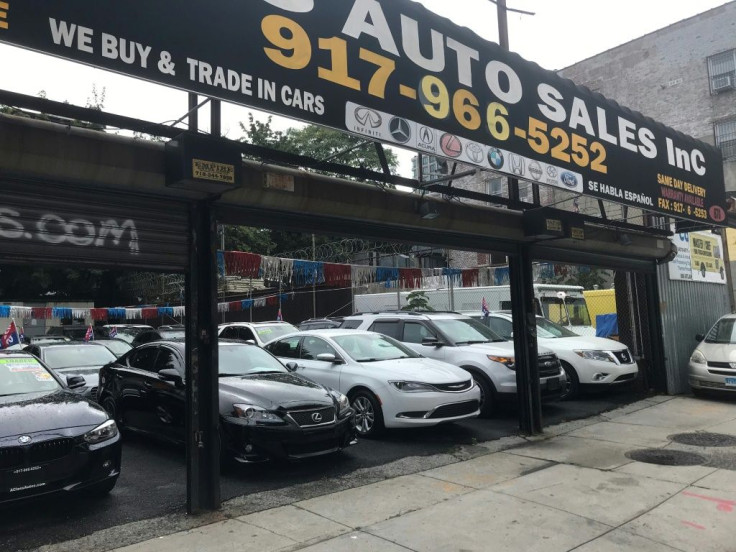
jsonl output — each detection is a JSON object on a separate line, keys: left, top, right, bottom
{"left": 658, "top": 265, "right": 731, "bottom": 394}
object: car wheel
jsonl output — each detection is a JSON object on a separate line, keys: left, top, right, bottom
{"left": 560, "top": 362, "right": 579, "bottom": 400}
{"left": 469, "top": 372, "right": 496, "bottom": 418}
{"left": 84, "top": 477, "right": 117, "bottom": 497}
{"left": 101, "top": 396, "right": 123, "bottom": 428}
{"left": 349, "top": 389, "right": 384, "bottom": 438}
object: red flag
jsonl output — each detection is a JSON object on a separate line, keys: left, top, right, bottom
{"left": 1, "top": 321, "right": 20, "bottom": 348}
{"left": 84, "top": 325, "right": 95, "bottom": 342}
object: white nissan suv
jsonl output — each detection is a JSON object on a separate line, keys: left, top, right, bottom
{"left": 340, "top": 311, "right": 565, "bottom": 416}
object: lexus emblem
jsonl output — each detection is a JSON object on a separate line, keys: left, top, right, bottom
{"left": 311, "top": 412, "right": 323, "bottom": 423}
{"left": 389, "top": 117, "right": 411, "bottom": 143}
{"left": 18, "top": 435, "right": 32, "bottom": 444}
{"left": 355, "top": 107, "right": 382, "bottom": 128}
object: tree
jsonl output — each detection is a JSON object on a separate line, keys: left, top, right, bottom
{"left": 403, "top": 290, "right": 434, "bottom": 311}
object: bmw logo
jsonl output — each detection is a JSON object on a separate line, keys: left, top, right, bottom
{"left": 561, "top": 171, "right": 579, "bottom": 188}
{"left": 487, "top": 147, "right": 504, "bottom": 169}
{"left": 18, "top": 435, "right": 32, "bottom": 444}
{"left": 389, "top": 117, "right": 411, "bottom": 143}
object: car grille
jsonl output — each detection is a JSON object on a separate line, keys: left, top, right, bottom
{"left": 285, "top": 438, "right": 339, "bottom": 457}
{"left": 614, "top": 373, "right": 636, "bottom": 382}
{"left": 0, "top": 438, "right": 74, "bottom": 471}
{"left": 433, "top": 380, "right": 473, "bottom": 392}
{"left": 613, "top": 350, "right": 634, "bottom": 364}
{"left": 538, "top": 355, "right": 561, "bottom": 378}
{"left": 28, "top": 438, "right": 74, "bottom": 464}
{"left": 288, "top": 406, "right": 336, "bottom": 427}
{"left": 707, "top": 361, "right": 736, "bottom": 369}
{"left": 428, "top": 400, "right": 479, "bottom": 419}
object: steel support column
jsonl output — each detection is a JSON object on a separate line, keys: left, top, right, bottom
{"left": 185, "top": 200, "right": 221, "bottom": 513}
{"left": 509, "top": 245, "right": 542, "bottom": 434}
{"left": 644, "top": 271, "right": 668, "bottom": 394}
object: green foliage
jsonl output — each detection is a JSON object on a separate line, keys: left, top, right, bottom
{"left": 403, "top": 290, "right": 434, "bottom": 311}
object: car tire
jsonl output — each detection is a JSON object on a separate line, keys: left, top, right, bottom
{"left": 349, "top": 389, "right": 384, "bottom": 438}
{"left": 101, "top": 396, "right": 124, "bottom": 430}
{"left": 560, "top": 361, "right": 580, "bottom": 400}
{"left": 466, "top": 370, "right": 496, "bottom": 417}
{"left": 85, "top": 477, "right": 117, "bottom": 497}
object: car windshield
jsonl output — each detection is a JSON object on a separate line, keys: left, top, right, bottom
{"left": 705, "top": 318, "right": 736, "bottom": 344}
{"left": 42, "top": 345, "right": 116, "bottom": 369}
{"left": 536, "top": 318, "right": 579, "bottom": 338}
{"left": 159, "top": 330, "right": 185, "bottom": 339}
{"left": 254, "top": 323, "right": 298, "bottom": 341}
{"left": 540, "top": 297, "right": 592, "bottom": 327}
{"left": 333, "top": 333, "right": 419, "bottom": 362}
{"left": 432, "top": 318, "right": 504, "bottom": 344}
{"left": 0, "top": 356, "right": 60, "bottom": 396}
{"left": 96, "top": 340, "right": 132, "bottom": 357}
{"left": 218, "top": 344, "right": 289, "bottom": 376}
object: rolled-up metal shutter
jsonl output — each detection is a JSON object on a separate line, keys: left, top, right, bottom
{"left": 0, "top": 181, "right": 189, "bottom": 271}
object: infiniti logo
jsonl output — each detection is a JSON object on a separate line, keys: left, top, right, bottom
{"left": 389, "top": 117, "right": 411, "bottom": 143}
{"left": 355, "top": 107, "right": 382, "bottom": 128}
{"left": 311, "top": 412, "right": 323, "bottom": 423}
{"left": 18, "top": 435, "right": 32, "bottom": 444}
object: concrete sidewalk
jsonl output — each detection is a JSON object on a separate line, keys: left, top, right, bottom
{"left": 62, "top": 396, "right": 736, "bottom": 551}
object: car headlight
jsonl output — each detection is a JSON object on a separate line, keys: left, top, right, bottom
{"left": 574, "top": 350, "right": 616, "bottom": 363}
{"left": 390, "top": 381, "right": 437, "bottom": 392}
{"left": 233, "top": 404, "right": 284, "bottom": 425}
{"left": 84, "top": 419, "right": 119, "bottom": 444}
{"left": 487, "top": 355, "right": 516, "bottom": 370}
{"left": 690, "top": 350, "right": 707, "bottom": 365}
{"left": 330, "top": 390, "right": 352, "bottom": 415}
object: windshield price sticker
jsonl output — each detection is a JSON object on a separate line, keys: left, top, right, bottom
{"left": 0, "top": 0, "right": 726, "bottom": 222}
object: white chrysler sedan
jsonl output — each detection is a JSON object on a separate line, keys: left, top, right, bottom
{"left": 690, "top": 314, "right": 736, "bottom": 395}
{"left": 264, "top": 329, "right": 481, "bottom": 437}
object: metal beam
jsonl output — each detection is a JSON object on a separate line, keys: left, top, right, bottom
{"left": 185, "top": 200, "right": 221, "bottom": 513}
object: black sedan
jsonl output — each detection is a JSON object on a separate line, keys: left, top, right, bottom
{"left": 97, "top": 341, "right": 357, "bottom": 463}
{"left": 0, "top": 351, "right": 121, "bottom": 504}
{"left": 23, "top": 342, "right": 117, "bottom": 401}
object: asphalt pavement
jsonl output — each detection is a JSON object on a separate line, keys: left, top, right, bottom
{"left": 4, "top": 388, "right": 646, "bottom": 552}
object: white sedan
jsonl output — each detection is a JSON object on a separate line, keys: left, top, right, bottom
{"left": 479, "top": 312, "right": 638, "bottom": 399}
{"left": 690, "top": 314, "right": 736, "bottom": 394}
{"left": 264, "top": 329, "right": 481, "bottom": 437}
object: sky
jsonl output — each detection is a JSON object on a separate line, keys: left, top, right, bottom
{"left": 0, "top": 0, "right": 731, "bottom": 177}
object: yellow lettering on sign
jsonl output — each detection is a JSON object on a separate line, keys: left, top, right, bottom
{"left": 0, "top": 1, "right": 9, "bottom": 29}
{"left": 192, "top": 159, "right": 235, "bottom": 184}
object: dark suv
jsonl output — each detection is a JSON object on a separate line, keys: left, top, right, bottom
{"left": 298, "top": 318, "right": 343, "bottom": 330}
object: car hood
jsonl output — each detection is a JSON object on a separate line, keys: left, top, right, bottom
{"left": 539, "top": 336, "right": 627, "bottom": 352}
{"left": 360, "top": 357, "right": 471, "bottom": 383}
{"left": 697, "top": 343, "right": 736, "bottom": 362}
{"left": 0, "top": 389, "right": 108, "bottom": 438}
{"left": 218, "top": 372, "right": 334, "bottom": 410}
{"left": 460, "top": 341, "right": 555, "bottom": 356}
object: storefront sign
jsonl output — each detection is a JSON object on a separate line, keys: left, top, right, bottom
{"left": 0, "top": 0, "right": 726, "bottom": 223}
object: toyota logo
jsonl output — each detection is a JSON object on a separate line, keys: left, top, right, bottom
{"left": 311, "top": 412, "right": 323, "bottom": 423}
{"left": 389, "top": 117, "right": 411, "bottom": 143}
{"left": 18, "top": 435, "right": 32, "bottom": 444}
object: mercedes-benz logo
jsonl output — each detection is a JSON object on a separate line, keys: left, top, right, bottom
{"left": 355, "top": 107, "right": 382, "bottom": 128}
{"left": 18, "top": 435, "right": 32, "bottom": 444}
{"left": 389, "top": 117, "right": 411, "bottom": 143}
{"left": 311, "top": 412, "right": 323, "bottom": 423}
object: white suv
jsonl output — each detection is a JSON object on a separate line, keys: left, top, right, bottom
{"left": 218, "top": 321, "right": 299, "bottom": 347}
{"left": 340, "top": 312, "right": 565, "bottom": 416}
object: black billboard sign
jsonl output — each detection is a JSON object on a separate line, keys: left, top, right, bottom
{"left": 0, "top": 0, "right": 727, "bottom": 223}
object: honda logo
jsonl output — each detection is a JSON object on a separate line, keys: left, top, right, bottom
{"left": 311, "top": 412, "right": 323, "bottom": 423}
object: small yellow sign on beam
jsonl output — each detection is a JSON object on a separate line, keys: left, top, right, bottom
{"left": 192, "top": 159, "right": 235, "bottom": 184}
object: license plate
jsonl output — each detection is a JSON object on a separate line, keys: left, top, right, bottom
{"left": 725, "top": 377, "right": 736, "bottom": 387}
{"left": 546, "top": 377, "right": 561, "bottom": 391}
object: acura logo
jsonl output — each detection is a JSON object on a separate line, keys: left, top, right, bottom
{"left": 355, "top": 107, "right": 382, "bottom": 128}
{"left": 311, "top": 412, "right": 323, "bottom": 423}
{"left": 18, "top": 435, "right": 32, "bottom": 444}
{"left": 389, "top": 117, "right": 411, "bottom": 143}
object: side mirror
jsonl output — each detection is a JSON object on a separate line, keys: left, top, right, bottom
{"left": 158, "top": 369, "right": 184, "bottom": 386}
{"left": 422, "top": 336, "right": 441, "bottom": 347}
{"left": 285, "top": 362, "right": 298, "bottom": 372}
{"left": 695, "top": 334, "right": 705, "bottom": 342}
{"left": 316, "top": 353, "right": 338, "bottom": 363}
{"left": 66, "top": 375, "right": 86, "bottom": 389}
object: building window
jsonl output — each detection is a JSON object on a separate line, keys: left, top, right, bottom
{"left": 708, "top": 50, "right": 736, "bottom": 94}
{"left": 715, "top": 119, "right": 736, "bottom": 159}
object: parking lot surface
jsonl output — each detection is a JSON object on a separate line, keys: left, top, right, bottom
{"left": 4, "top": 390, "right": 645, "bottom": 551}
